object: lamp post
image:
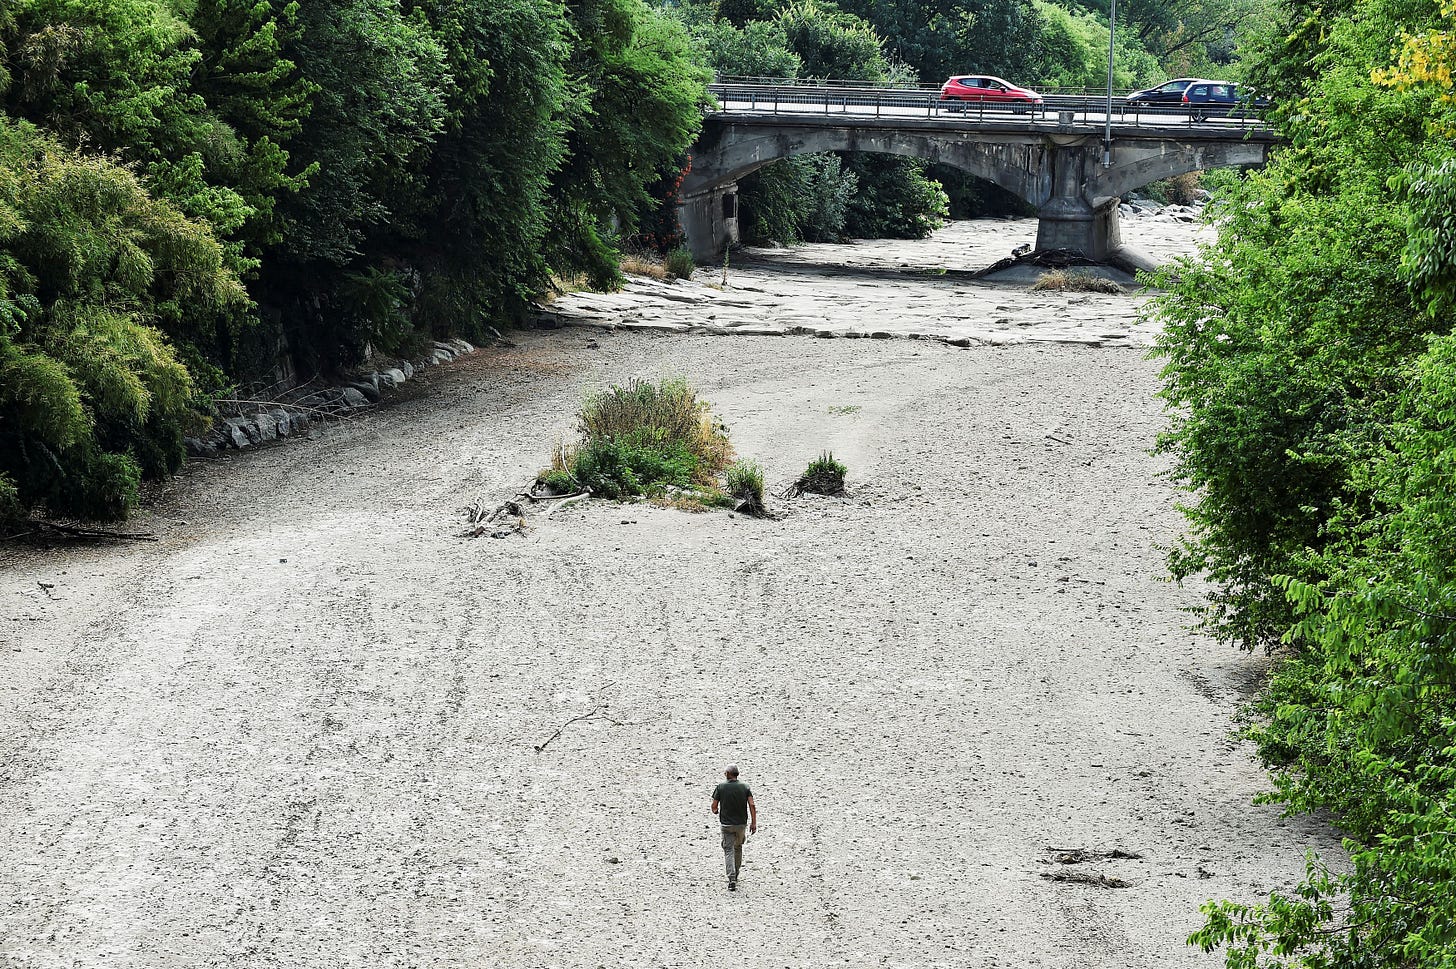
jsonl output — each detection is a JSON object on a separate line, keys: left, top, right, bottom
{"left": 1103, "top": 0, "right": 1116, "bottom": 167}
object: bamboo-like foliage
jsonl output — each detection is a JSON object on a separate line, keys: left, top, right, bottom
{"left": 0, "top": 116, "right": 244, "bottom": 521}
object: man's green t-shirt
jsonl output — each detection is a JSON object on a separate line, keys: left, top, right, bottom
{"left": 713, "top": 779, "right": 753, "bottom": 826}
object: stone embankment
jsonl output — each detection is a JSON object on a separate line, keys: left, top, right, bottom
{"left": 184, "top": 339, "right": 478, "bottom": 457}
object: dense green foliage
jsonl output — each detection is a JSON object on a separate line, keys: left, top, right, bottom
{"left": 1153, "top": 0, "right": 1456, "bottom": 960}
{"left": 0, "top": 117, "right": 245, "bottom": 520}
{"left": 0, "top": 0, "right": 709, "bottom": 521}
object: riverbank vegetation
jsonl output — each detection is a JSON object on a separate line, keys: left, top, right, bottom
{"left": 1153, "top": 0, "right": 1456, "bottom": 960}
{"left": 0, "top": 0, "right": 711, "bottom": 522}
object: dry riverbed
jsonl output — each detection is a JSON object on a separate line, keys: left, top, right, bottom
{"left": 540, "top": 216, "right": 1213, "bottom": 348}
{"left": 0, "top": 218, "right": 1335, "bottom": 968}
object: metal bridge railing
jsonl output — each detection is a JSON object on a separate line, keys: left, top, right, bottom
{"left": 706, "top": 82, "right": 1271, "bottom": 129}
{"left": 711, "top": 75, "right": 1142, "bottom": 98}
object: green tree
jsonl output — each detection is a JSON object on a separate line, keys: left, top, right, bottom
{"left": 1152, "top": 0, "right": 1456, "bottom": 961}
{"left": 549, "top": 0, "right": 712, "bottom": 286}
{"left": 0, "top": 117, "right": 245, "bottom": 522}
{"left": 402, "top": 0, "right": 569, "bottom": 335}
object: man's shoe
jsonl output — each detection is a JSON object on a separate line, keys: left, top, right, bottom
{"left": 727, "top": 879, "right": 737, "bottom": 891}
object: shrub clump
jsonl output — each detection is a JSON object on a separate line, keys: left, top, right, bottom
{"left": 789, "top": 452, "right": 848, "bottom": 496}
{"left": 725, "top": 460, "right": 766, "bottom": 515}
{"left": 1030, "top": 270, "right": 1126, "bottom": 294}
{"left": 544, "top": 379, "right": 732, "bottom": 499}
{"left": 665, "top": 247, "right": 695, "bottom": 280}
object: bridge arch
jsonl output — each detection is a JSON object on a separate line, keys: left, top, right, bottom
{"left": 683, "top": 123, "right": 1049, "bottom": 207}
{"left": 1096, "top": 141, "right": 1270, "bottom": 200}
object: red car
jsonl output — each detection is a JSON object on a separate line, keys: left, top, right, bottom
{"left": 939, "top": 75, "right": 1043, "bottom": 113}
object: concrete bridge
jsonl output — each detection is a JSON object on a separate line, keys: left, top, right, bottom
{"left": 679, "top": 85, "right": 1280, "bottom": 263}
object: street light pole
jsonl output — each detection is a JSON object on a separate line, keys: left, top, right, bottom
{"left": 1104, "top": 0, "right": 1116, "bottom": 167}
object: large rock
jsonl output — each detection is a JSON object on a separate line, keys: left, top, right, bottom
{"left": 377, "top": 370, "right": 399, "bottom": 390}
{"left": 251, "top": 411, "right": 278, "bottom": 442}
{"left": 184, "top": 436, "right": 218, "bottom": 458}
{"left": 341, "top": 386, "right": 370, "bottom": 409}
{"left": 271, "top": 408, "right": 293, "bottom": 437}
{"left": 401, "top": 361, "right": 414, "bottom": 380}
{"left": 348, "top": 381, "right": 381, "bottom": 403}
{"left": 220, "top": 418, "right": 251, "bottom": 448}
{"left": 384, "top": 367, "right": 406, "bottom": 387}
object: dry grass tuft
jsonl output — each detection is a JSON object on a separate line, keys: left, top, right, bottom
{"left": 1031, "top": 269, "right": 1126, "bottom": 294}
{"left": 619, "top": 252, "right": 670, "bottom": 281}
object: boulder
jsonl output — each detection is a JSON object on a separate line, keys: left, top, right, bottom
{"left": 222, "top": 417, "right": 253, "bottom": 447}
{"left": 251, "top": 411, "right": 278, "bottom": 442}
{"left": 384, "top": 367, "right": 406, "bottom": 386}
{"left": 271, "top": 409, "right": 293, "bottom": 437}
{"left": 349, "top": 381, "right": 382, "bottom": 403}
{"left": 401, "top": 361, "right": 414, "bottom": 380}
{"left": 247, "top": 420, "right": 268, "bottom": 445}
{"left": 432, "top": 349, "right": 453, "bottom": 365}
{"left": 184, "top": 436, "right": 218, "bottom": 457}
{"left": 377, "top": 370, "right": 399, "bottom": 390}
{"left": 341, "top": 386, "right": 369, "bottom": 409}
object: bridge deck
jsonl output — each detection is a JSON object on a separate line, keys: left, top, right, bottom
{"left": 708, "top": 83, "right": 1275, "bottom": 141}
{"left": 705, "top": 109, "right": 1280, "bottom": 144}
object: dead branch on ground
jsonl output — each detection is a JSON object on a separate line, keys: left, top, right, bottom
{"left": 465, "top": 485, "right": 590, "bottom": 537}
{"left": 535, "top": 681, "right": 622, "bottom": 752}
{"left": 1039, "top": 870, "right": 1130, "bottom": 888}
{"left": 23, "top": 522, "right": 159, "bottom": 542}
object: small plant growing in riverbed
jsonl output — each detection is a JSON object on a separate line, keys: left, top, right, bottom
{"left": 725, "top": 461, "right": 767, "bottom": 516}
{"left": 545, "top": 379, "right": 732, "bottom": 499}
{"left": 788, "top": 452, "right": 848, "bottom": 497}
{"left": 1031, "top": 269, "right": 1126, "bottom": 294}
{"left": 665, "top": 247, "right": 695, "bottom": 280}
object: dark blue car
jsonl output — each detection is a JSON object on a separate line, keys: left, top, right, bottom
{"left": 1124, "top": 77, "right": 1201, "bottom": 106}
{"left": 1181, "top": 80, "right": 1270, "bottom": 121}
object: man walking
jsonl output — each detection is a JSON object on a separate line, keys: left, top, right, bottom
{"left": 710, "top": 765, "right": 757, "bottom": 891}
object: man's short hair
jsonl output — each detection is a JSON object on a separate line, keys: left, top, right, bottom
{"left": 725, "top": 765, "right": 739, "bottom": 778}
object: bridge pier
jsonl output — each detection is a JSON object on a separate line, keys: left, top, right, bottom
{"left": 1030, "top": 141, "right": 1122, "bottom": 261}
{"left": 679, "top": 186, "right": 739, "bottom": 263}
{"left": 1034, "top": 194, "right": 1121, "bottom": 260}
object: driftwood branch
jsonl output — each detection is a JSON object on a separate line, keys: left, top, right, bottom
{"left": 465, "top": 485, "right": 590, "bottom": 537}
{"left": 27, "top": 522, "right": 159, "bottom": 542}
{"left": 535, "top": 681, "right": 621, "bottom": 752}
{"left": 541, "top": 492, "right": 591, "bottom": 519}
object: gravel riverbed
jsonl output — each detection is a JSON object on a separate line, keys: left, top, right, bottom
{"left": 0, "top": 218, "right": 1337, "bottom": 968}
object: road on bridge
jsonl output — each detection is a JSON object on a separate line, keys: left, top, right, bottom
{"left": 711, "top": 84, "right": 1268, "bottom": 130}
